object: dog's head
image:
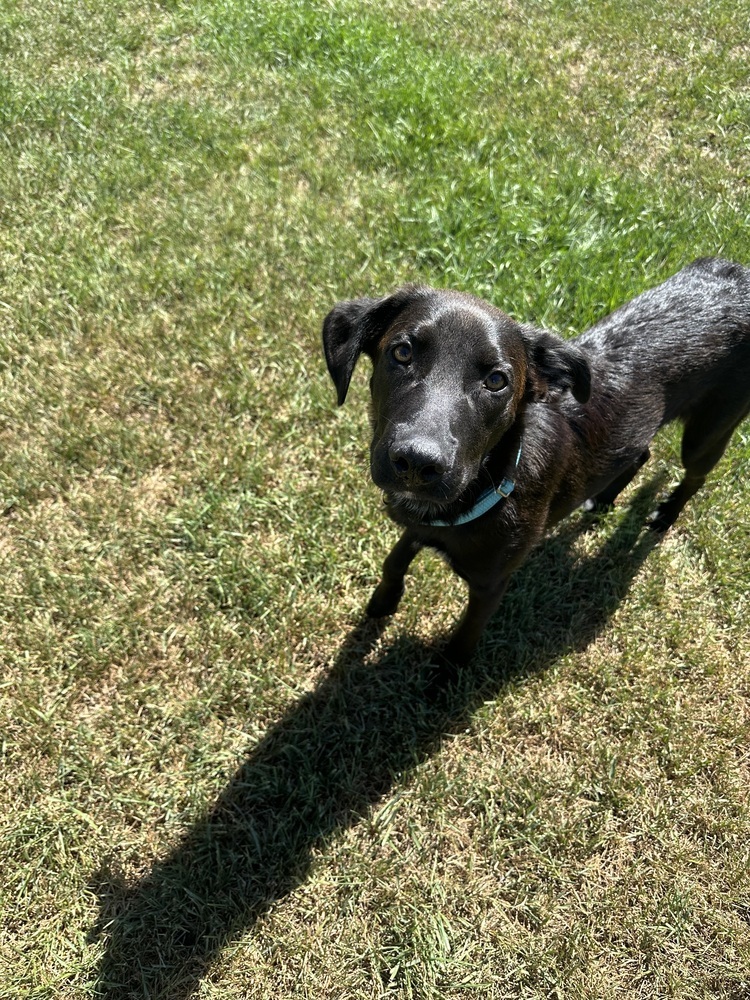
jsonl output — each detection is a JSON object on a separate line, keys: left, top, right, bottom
{"left": 323, "top": 286, "right": 590, "bottom": 518}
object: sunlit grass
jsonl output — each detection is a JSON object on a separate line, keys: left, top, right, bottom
{"left": 1, "top": 1, "right": 748, "bottom": 997}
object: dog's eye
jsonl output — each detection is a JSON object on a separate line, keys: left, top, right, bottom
{"left": 392, "top": 343, "right": 412, "bottom": 364}
{"left": 484, "top": 370, "right": 508, "bottom": 392}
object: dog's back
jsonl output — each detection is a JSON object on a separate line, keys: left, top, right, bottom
{"left": 573, "top": 257, "right": 750, "bottom": 529}
{"left": 577, "top": 257, "right": 750, "bottom": 421}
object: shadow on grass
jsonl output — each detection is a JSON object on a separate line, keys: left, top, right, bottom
{"left": 92, "top": 478, "right": 664, "bottom": 997}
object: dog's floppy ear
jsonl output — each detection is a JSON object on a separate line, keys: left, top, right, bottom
{"left": 521, "top": 326, "right": 591, "bottom": 403}
{"left": 322, "top": 286, "right": 422, "bottom": 405}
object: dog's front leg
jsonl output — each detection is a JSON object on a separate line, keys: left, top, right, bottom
{"left": 441, "top": 576, "right": 510, "bottom": 668}
{"left": 367, "top": 530, "right": 423, "bottom": 618}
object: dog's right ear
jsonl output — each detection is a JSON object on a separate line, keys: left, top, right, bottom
{"left": 322, "top": 287, "right": 421, "bottom": 405}
{"left": 521, "top": 326, "right": 592, "bottom": 404}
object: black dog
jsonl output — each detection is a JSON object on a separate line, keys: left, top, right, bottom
{"left": 323, "top": 257, "right": 750, "bottom": 667}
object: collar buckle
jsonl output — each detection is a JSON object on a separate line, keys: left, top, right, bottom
{"left": 495, "top": 477, "right": 515, "bottom": 499}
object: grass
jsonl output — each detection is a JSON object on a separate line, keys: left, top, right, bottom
{"left": 1, "top": 0, "right": 749, "bottom": 997}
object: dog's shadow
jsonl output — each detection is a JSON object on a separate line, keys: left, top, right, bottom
{"left": 92, "top": 478, "right": 664, "bottom": 998}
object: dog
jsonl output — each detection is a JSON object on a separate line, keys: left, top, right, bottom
{"left": 322, "top": 257, "right": 750, "bottom": 667}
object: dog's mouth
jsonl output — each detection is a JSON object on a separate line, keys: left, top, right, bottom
{"left": 381, "top": 488, "right": 456, "bottom": 522}
{"left": 373, "top": 466, "right": 469, "bottom": 509}
{"left": 378, "top": 465, "right": 487, "bottom": 524}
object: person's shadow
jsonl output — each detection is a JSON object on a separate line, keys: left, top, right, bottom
{"left": 92, "top": 478, "right": 664, "bottom": 998}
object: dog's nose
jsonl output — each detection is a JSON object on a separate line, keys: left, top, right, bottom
{"left": 388, "top": 442, "right": 447, "bottom": 485}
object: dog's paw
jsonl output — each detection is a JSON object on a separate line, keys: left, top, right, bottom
{"left": 647, "top": 504, "right": 674, "bottom": 534}
{"left": 422, "top": 651, "right": 460, "bottom": 701}
{"left": 439, "top": 636, "right": 474, "bottom": 671}
{"left": 581, "top": 497, "right": 615, "bottom": 515}
{"left": 365, "top": 581, "right": 404, "bottom": 619}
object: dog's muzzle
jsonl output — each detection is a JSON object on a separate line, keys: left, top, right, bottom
{"left": 370, "top": 432, "right": 465, "bottom": 506}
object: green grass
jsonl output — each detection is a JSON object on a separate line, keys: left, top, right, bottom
{"left": 1, "top": 1, "right": 749, "bottom": 997}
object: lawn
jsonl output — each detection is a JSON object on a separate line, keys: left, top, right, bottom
{"left": 1, "top": 1, "right": 749, "bottom": 997}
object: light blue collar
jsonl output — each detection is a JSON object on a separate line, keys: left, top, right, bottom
{"left": 423, "top": 441, "right": 523, "bottom": 528}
